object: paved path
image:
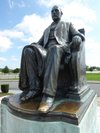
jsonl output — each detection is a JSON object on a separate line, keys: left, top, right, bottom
{"left": 88, "top": 81, "right": 100, "bottom": 96}
{"left": 0, "top": 80, "right": 18, "bottom": 90}
{"left": 1, "top": 80, "right": 100, "bottom": 97}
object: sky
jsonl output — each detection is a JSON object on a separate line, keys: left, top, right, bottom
{"left": 0, "top": 0, "right": 100, "bottom": 69}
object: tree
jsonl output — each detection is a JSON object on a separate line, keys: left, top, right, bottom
{"left": 12, "top": 68, "right": 20, "bottom": 73}
{"left": 2, "top": 66, "right": 10, "bottom": 73}
{"left": 86, "top": 65, "right": 89, "bottom": 71}
{"left": 97, "top": 67, "right": 100, "bottom": 71}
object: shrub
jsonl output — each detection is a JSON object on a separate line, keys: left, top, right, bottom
{"left": 1, "top": 84, "right": 9, "bottom": 93}
{"left": 12, "top": 68, "right": 20, "bottom": 73}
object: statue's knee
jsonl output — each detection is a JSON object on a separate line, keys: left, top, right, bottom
{"left": 23, "top": 46, "right": 33, "bottom": 56}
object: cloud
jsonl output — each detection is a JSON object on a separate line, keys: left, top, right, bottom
{"left": 0, "top": 30, "right": 24, "bottom": 40}
{"left": 0, "top": 57, "right": 7, "bottom": 68}
{"left": 62, "top": 2, "right": 96, "bottom": 23}
{"left": 61, "top": 2, "right": 96, "bottom": 32}
{"left": 16, "top": 13, "right": 51, "bottom": 43}
{"left": 0, "top": 57, "right": 6, "bottom": 62}
{"left": 38, "top": 0, "right": 91, "bottom": 8}
{"left": 0, "top": 28, "right": 24, "bottom": 52}
{"left": 8, "top": 0, "right": 26, "bottom": 8}
{"left": 3, "top": 1, "right": 96, "bottom": 46}
{"left": 38, "top": 0, "right": 96, "bottom": 33}
{"left": 8, "top": 0, "right": 14, "bottom": 8}
{"left": 38, "top": 0, "right": 66, "bottom": 7}
{"left": 10, "top": 56, "right": 18, "bottom": 61}
{"left": 5, "top": 0, "right": 97, "bottom": 44}
{"left": 0, "top": 35, "right": 12, "bottom": 52}
{"left": 14, "top": 2, "right": 96, "bottom": 42}
{"left": 85, "top": 38, "right": 100, "bottom": 67}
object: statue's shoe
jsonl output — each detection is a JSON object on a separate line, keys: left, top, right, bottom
{"left": 38, "top": 95, "right": 54, "bottom": 113}
{"left": 20, "top": 90, "right": 39, "bottom": 102}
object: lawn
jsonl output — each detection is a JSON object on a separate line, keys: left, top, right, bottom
{"left": 86, "top": 73, "right": 100, "bottom": 81}
{"left": 0, "top": 92, "right": 13, "bottom": 97}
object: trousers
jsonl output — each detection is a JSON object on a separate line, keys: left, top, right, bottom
{"left": 19, "top": 42, "right": 70, "bottom": 96}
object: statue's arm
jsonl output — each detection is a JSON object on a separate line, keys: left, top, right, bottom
{"left": 69, "top": 22, "right": 85, "bottom": 42}
{"left": 69, "top": 23, "right": 85, "bottom": 50}
{"left": 37, "top": 35, "right": 44, "bottom": 46}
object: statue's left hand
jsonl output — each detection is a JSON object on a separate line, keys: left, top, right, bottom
{"left": 71, "top": 36, "right": 82, "bottom": 50}
{"left": 72, "top": 35, "right": 82, "bottom": 45}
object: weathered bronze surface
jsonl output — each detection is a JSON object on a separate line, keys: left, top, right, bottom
{"left": 2, "top": 89, "right": 95, "bottom": 125}
{"left": 19, "top": 5, "right": 86, "bottom": 108}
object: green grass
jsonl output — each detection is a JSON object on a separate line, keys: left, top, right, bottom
{"left": 86, "top": 73, "right": 100, "bottom": 81}
{"left": 0, "top": 92, "right": 13, "bottom": 97}
{"left": 0, "top": 78, "right": 19, "bottom": 80}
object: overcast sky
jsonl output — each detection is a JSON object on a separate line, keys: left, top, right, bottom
{"left": 0, "top": 0, "right": 100, "bottom": 68}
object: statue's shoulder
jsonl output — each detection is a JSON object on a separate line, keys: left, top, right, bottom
{"left": 59, "top": 20, "right": 71, "bottom": 28}
{"left": 43, "top": 24, "right": 51, "bottom": 33}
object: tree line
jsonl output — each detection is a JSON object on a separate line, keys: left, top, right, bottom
{"left": 0, "top": 66, "right": 20, "bottom": 73}
{"left": 0, "top": 65, "right": 100, "bottom": 74}
{"left": 86, "top": 66, "right": 100, "bottom": 71}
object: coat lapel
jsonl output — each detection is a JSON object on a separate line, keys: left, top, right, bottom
{"left": 43, "top": 25, "right": 51, "bottom": 47}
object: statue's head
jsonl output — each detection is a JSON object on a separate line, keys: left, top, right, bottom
{"left": 51, "top": 5, "right": 63, "bottom": 22}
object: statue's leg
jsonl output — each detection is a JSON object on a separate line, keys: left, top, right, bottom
{"left": 38, "top": 44, "right": 68, "bottom": 113}
{"left": 43, "top": 45, "right": 65, "bottom": 97}
{"left": 19, "top": 45, "right": 46, "bottom": 101}
{"left": 19, "top": 46, "right": 29, "bottom": 91}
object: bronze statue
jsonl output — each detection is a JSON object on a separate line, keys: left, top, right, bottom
{"left": 19, "top": 5, "right": 85, "bottom": 113}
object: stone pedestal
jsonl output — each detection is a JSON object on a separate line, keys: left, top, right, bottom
{"left": 1, "top": 90, "right": 97, "bottom": 133}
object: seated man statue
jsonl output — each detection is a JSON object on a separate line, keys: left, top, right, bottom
{"left": 19, "top": 5, "right": 85, "bottom": 113}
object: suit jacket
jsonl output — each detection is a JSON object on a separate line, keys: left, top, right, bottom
{"left": 38, "top": 21, "right": 85, "bottom": 48}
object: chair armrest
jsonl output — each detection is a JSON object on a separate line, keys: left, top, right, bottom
{"left": 30, "top": 42, "right": 37, "bottom": 46}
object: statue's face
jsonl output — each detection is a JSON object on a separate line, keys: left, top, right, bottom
{"left": 51, "top": 6, "right": 62, "bottom": 22}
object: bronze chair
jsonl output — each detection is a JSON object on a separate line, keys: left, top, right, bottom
{"left": 56, "top": 29, "right": 88, "bottom": 100}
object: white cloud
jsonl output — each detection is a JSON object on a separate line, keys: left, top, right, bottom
{"left": 0, "top": 30, "right": 24, "bottom": 40}
{"left": 10, "top": 56, "right": 18, "bottom": 61}
{"left": 0, "top": 29, "right": 25, "bottom": 52}
{"left": 38, "top": 0, "right": 66, "bottom": 7}
{"left": 16, "top": 13, "right": 51, "bottom": 43}
{"left": 85, "top": 38, "right": 100, "bottom": 67}
{"left": 38, "top": 0, "right": 96, "bottom": 33}
{"left": 0, "top": 57, "right": 6, "bottom": 62}
{"left": 2, "top": 1, "right": 96, "bottom": 45}
{"left": 59, "top": 2, "right": 96, "bottom": 34}
{"left": 0, "top": 36, "right": 12, "bottom": 52}
{"left": 8, "top": 0, "right": 26, "bottom": 8}
{"left": 0, "top": 57, "right": 7, "bottom": 68}
{"left": 8, "top": 0, "right": 14, "bottom": 8}
{"left": 38, "top": 0, "right": 91, "bottom": 8}
{"left": 4, "top": 0, "right": 97, "bottom": 44}
{"left": 13, "top": 1, "right": 96, "bottom": 43}
{"left": 62, "top": 2, "right": 96, "bottom": 23}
